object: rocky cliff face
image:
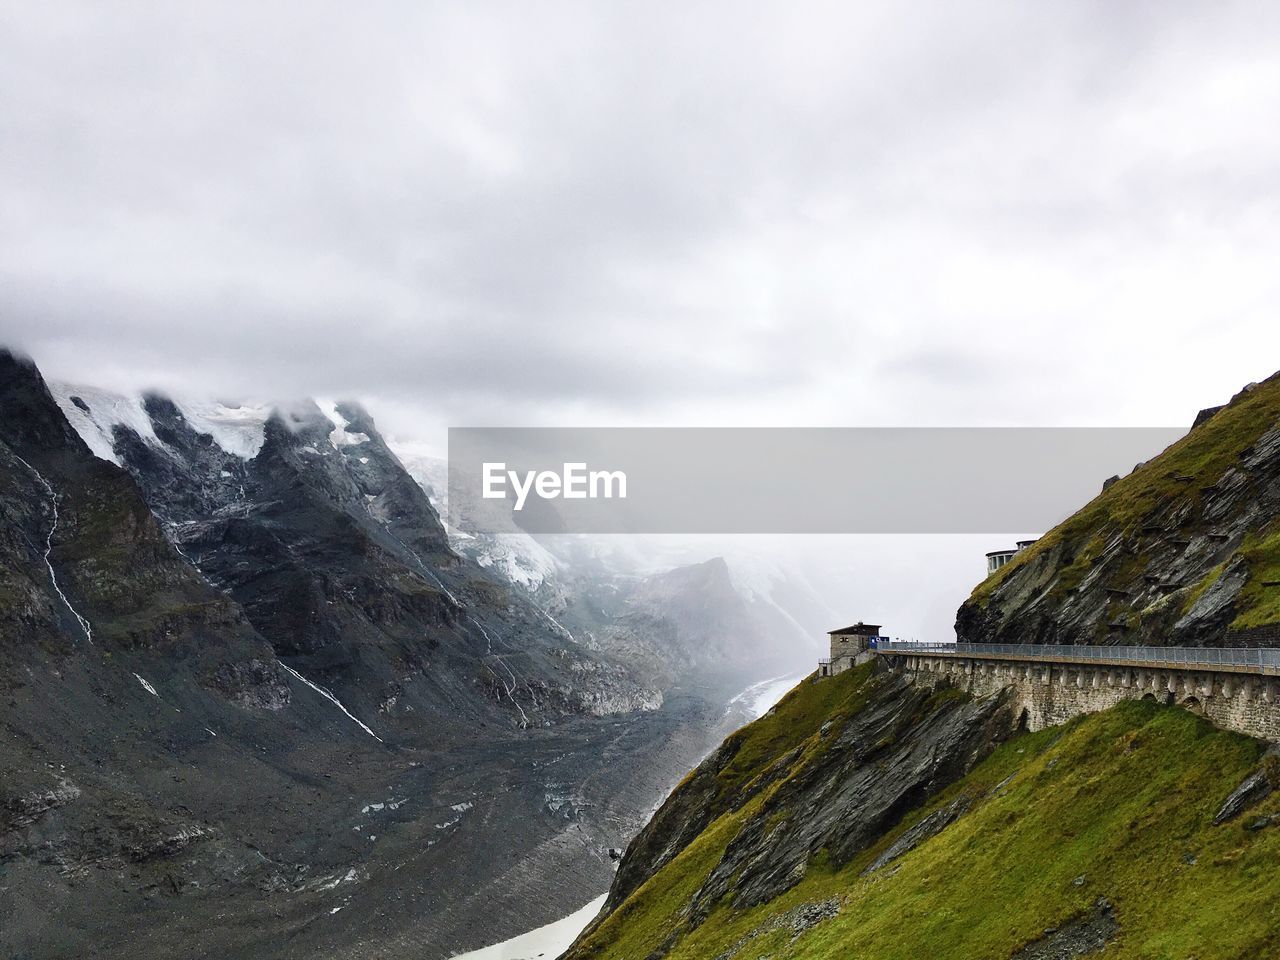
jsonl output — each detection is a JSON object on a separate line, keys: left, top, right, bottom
{"left": 0, "top": 350, "right": 285, "bottom": 693}
{"left": 958, "top": 370, "right": 1280, "bottom": 648}
{"left": 590, "top": 663, "right": 1016, "bottom": 938}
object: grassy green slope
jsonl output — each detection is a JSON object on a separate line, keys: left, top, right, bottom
{"left": 573, "top": 664, "right": 879, "bottom": 959}
{"left": 968, "top": 371, "right": 1280, "bottom": 629}
{"left": 573, "top": 669, "right": 1280, "bottom": 960}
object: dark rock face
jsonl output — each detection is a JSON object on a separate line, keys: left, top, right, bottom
{"left": 1213, "top": 745, "right": 1278, "bottom": 824}
{"left": 689, "top": 673, "right": 1013, "bottom": 916}
{"left": 600, "top": 735, "right": 737, "bottom": 914}
{"left": 1010, "top": 897, "right": 1118, "bottom": 960}
{"left": 957, "top": 371, "right": 1280, "bottom": 648}
{"left": 0, "top": 349, "right": 283, "bottom": 683}
{"left": 710, "top": 897, "right": 841, "bottom": 960}
{"left": 209, "top": 656, "right": 292, "bottom": 710}
{"left": 1193, "top": 404, "right": 1226, "bottom": 429}
{"left": 861, "top": 793, "right": 970, "bottom": 874}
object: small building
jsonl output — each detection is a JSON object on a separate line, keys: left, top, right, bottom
{"left": 819, "top": 622, "right": 884, "bottom": 677}
{"left": 986, "top": 539, "right": 1039, "bottom": 576}
{"left": 986, "top": 549, "right": 1016, "bottom": 574}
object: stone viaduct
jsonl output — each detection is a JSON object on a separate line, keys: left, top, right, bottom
{"left": 876, "top": 642, "right": 1280, "bottom": 742}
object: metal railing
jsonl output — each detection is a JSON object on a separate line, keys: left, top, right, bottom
{"left": 874, "top": 641, "right": 1280, "bottom": 674}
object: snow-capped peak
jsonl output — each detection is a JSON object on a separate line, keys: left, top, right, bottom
{"left": 50, "top": 382, "right": 270, "bottom": 464}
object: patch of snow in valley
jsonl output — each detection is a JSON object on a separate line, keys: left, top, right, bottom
{"left": 360, "top": 798, "right": 407, "bottom": 814}
{"left": 450, "top": 895, "right": 606, "bottom": 960}
{"left": 317, "top": 867, "right": 361, "bottom": 891}
{"left": 726, "top": 672, "right": 805, "bottom": 721}
{"left": 432, "top": 799, "right": 476, "bottom": 831}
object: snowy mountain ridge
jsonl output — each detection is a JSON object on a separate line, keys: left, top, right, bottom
{"left": 52, "top": 382, "right": 272, "bottom": 463}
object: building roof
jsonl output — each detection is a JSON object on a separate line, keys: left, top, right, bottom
{"left": 986, "top": 549, "right": 1017, "bottom": 557}
{"left": 828, "top": 622, "right": 882, "bottom": 636}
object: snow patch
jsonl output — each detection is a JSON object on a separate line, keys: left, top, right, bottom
{"left": 12, "top": 454, "right": 94, "bottom": 643}
{"left": 316, "top": 399, "right": 371, "bottom": 447}
{"left": 725, "top": 672, "right": 804, "bottom": 721}
{"left": 171, "top": 397, "right": 270, "bottom": 459}
{"left": 470, "top": 535, "right": 561, "bottom": 592}
{"left": 433, "top": 800, "right": 474, "bottom": 830}
{"left": 360, "top": 798, "right": 407, "bottom": 815}
{"left": 317, "top": 868, "right": 360, "bottom": 891}
{"left": 133, "top": 673, "right": 159, "bottom": 697}
{"left": 278, "top": 662, "right": 383, "bottom": 743}
{"left": 51, "top": 384, "right": 163, "bottom": 465}
{"left": 451, "top": 895, "right": 607, "bottom": 960}
{"left": 51, "top": 383, "right": 269, "bottom": 462}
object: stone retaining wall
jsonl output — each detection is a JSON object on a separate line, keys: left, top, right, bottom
{"left": 1225, "top": 624, "right": 1280, "bottom": 647}
{"left": 898, "top": 654, "right": 1280, "bottom": 742}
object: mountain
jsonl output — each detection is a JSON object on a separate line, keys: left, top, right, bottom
{"left": 0, "top": 349, "right": 787, "bottom": 960}
{"left": 957, "top": 371, "right": 1280, "bottom": 648}
{"left": 57, "top": 384, "right": 659, "bottom": 728}
{"left": 563, "top": 370, "right": 1280, "bottom": 960}
{"left": 586, "top": 557, "right": 800, "bottom": 686}
{"left": 402, "top": 452, "right": 820, "bottom": 690}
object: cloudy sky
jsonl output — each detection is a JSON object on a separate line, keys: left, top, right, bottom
{"left": 5, "top": 1, "right": 1280, "bottom": 435}
{"left": 3, "top": 2, "right": 1280, "bottom": 639}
